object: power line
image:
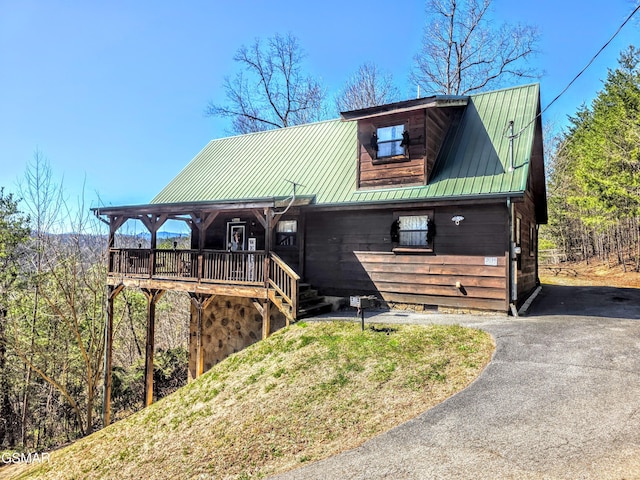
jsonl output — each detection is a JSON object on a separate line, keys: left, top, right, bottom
{"left": 513, "top": 3, "right": 640, "bottom": 138}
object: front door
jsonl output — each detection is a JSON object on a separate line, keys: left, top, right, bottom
{"left": 227, "top": 222, "right": 246, "bottom": 251}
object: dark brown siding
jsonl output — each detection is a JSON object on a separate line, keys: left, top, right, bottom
{"left": 305, "top": 210, "right": 392, "bottom": 295}
{"left": 514, "top": 191, "right": 539, "bottom": 299}
{"left": 432, "top": 204, "right": 508, "bottom": 256}
{"left": 304, "top": 205, "right": 509, "bottom": 311}
{"left": 200, "top": 214, "right": 267, "bottom": 251}
{"left": 194, "top": 213, "right": 301, "bottom": 273}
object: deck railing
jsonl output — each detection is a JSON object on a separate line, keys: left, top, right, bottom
{"left": 108, "top": 248, "right": 266, "bottom": 285}
{"left": 201, "top": 250, "right": 266, "bottom": 285}
{"left": 109, "top": 248, "right": 152, "bottom": 276}
{"left": 268, "top": 253, "right": 300, "bottom": 317}
{"left": 155, "top": 249, "right": 199, "bottom": 278}
{"left": 108, "top": 248, "right": 300, "bottom": 319}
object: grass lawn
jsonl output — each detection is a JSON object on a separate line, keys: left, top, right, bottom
{"left": 8, "top": 321, "right": 494, "bottom": 480}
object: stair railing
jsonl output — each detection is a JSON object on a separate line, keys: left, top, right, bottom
{"left": 268, "top": 253, "right": 300, "bottom": 321}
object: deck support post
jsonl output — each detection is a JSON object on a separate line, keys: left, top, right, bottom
{"left": 142, "top": 288, "right": 165, "bottom": 407}
{"left": 262, "top": 298, "right": 271, "bottom": 340}
{"left": 102, "top": 284, "right": 123, "bottom": 428}
{"left": 189, "top": 293, "right": 214, "bottom": 378}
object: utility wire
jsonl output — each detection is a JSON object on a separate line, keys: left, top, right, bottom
{"left": 512, "top": 3, "right": 640, "bottom": 138}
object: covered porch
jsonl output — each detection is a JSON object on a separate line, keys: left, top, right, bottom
{"left": 93, "top": 199, "right": 308, "bottom": 427}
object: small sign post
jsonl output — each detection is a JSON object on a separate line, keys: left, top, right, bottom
{"left": 350, "top": 296, "right": 376, "bottom": 331}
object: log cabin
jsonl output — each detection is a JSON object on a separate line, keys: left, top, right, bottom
{"left": 93, "top": 83, "right": 547, "bottom": 424}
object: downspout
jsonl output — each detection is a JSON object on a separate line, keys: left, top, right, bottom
{"left": 507, "top": 197, "right": 518, "bottom": 316}
{"left": 508, "top": 121, "right": 515, "bottom": 172}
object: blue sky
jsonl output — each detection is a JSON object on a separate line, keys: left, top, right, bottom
{"left": 0, "top": 0, "right": 638, "bottom": 214}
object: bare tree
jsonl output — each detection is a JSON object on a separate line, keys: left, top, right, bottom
{"left": 412, "top": 0, "right": 540, "bottom": 95}
{"left": 206, "top": 33, "right": 326, "bottom": 134}
{"left": 16, "top": 150, "right": 64, "bottom": 446}
{"left": 11, "top": 158, "right": 107, "bottom": 439}
{"left": 335, "top": 63, "right": 400, "bottom": 112}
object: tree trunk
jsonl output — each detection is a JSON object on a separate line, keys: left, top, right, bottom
{"left": 617, "top": 221, "right": 627, "bottom": 272}
{"left": 0, "top": 308, "right": 17, "bottom": 447}
{"left": 21, "top": 285, "right": 39, "bottom": 448}
{"left": 86, "top": 388, "right": 93, "bottom": 435}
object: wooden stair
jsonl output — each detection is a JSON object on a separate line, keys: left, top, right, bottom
{"left": 297, "top": 283, "right": 333, "bottom": 319}
{"left": 268, "top": 289, "right": 296, "bottom": 325}
{"left": 268, "top": 282, "right": 333, "bottom": 323}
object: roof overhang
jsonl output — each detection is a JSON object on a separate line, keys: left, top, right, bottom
{"left": 92, "top": 196, "right": 316, "bottom": 220}
{"left": 340, "top": 95, "right": 469, "bottom": 121}
{"left": 305, "top": 191, "right": 526, "bottom": 212}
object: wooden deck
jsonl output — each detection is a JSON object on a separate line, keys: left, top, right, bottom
{"left": 107, "top": 248, "right": 297, "bottom": 309}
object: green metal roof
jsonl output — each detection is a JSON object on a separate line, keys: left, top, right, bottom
{"left": 428, "top": 83, "right": 539, "bottom": 197}
{"left": 152, "top": 119, "right": 358, "bottom": 205}
{"left": 151, "top": 83, "right": 541, "bottom": 207}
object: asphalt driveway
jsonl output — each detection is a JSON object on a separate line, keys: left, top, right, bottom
{"left": 273, "top": 285, "right": 640, "bottom": 479}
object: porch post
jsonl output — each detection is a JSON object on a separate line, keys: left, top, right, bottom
{"left": 264, "top": 207, "right": 273, "bottom": 287}
{"left": 142, "top": 288, "right": 164, "bottom": 407}
{"left": 106, "top": 215, "right": 126, "bottom": 273}
{"left": 139, "top": 214, "right": 168, "bottom": 278}
{"left": 298, "top": 212, "right": 306, "bottom": 280}
{"left": 265, "top": 207, "right": 273, "bottom": 253}
{"left": 197, "top": 215, "right": 205, "bottom": 282}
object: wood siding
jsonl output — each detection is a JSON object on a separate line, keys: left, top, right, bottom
{"left": 304, "top": 205, "right": 509, "bottom": 311}
{"left": 355, "top": 252, "right": 507, "bottom": 311}
{"left": 514, "top": 190, "right": 539, "bottom": 300}
{"left": 193, "top": 213, "right": 301, "bottom": 273}
{"left": 357, "top": 106, "right": 464, "bottom": 189}
{"left": 305, "top": 210, "right": 391, "bottom": 295}
{"left": 358, "top": 111, "right": 426, "bottom": 188}
{"left": 431, "top": 205, "right": 508, "bottom": 256}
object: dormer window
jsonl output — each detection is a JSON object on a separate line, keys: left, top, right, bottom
{"left": 374, "top": 124, "right": 406, "bottom": 159}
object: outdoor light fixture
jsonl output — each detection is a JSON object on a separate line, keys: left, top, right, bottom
{"left": 451, "top": 215, "right": 465, "bottom": 225}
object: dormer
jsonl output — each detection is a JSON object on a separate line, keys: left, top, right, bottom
{"left": 341, "top": 96, "right": 468, "bottom": 190}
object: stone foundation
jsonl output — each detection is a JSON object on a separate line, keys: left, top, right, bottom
{"left": 188, "top": 296, "right": 286, "bottom": 380}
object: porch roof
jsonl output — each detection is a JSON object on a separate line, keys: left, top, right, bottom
{"left": 141, "top": 84, "right": 543, "bottom": 210}
{"left": 91, "top": 197, "right": 315, "bottom": 218}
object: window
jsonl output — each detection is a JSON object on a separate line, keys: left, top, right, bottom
{"left": 276, "top": 220, "right": 297, "bottom": 246}
{"left": 375, "top": 124, "right": 406, "bottom": 158}
{"left": 391, "top": 212, "right": 434, "bottom": 252}
{"left": 529, "top": 224, "right": 536, "bottom": 257}
{"left": 398, "top": 215, "right": 429, "bottom": 246}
